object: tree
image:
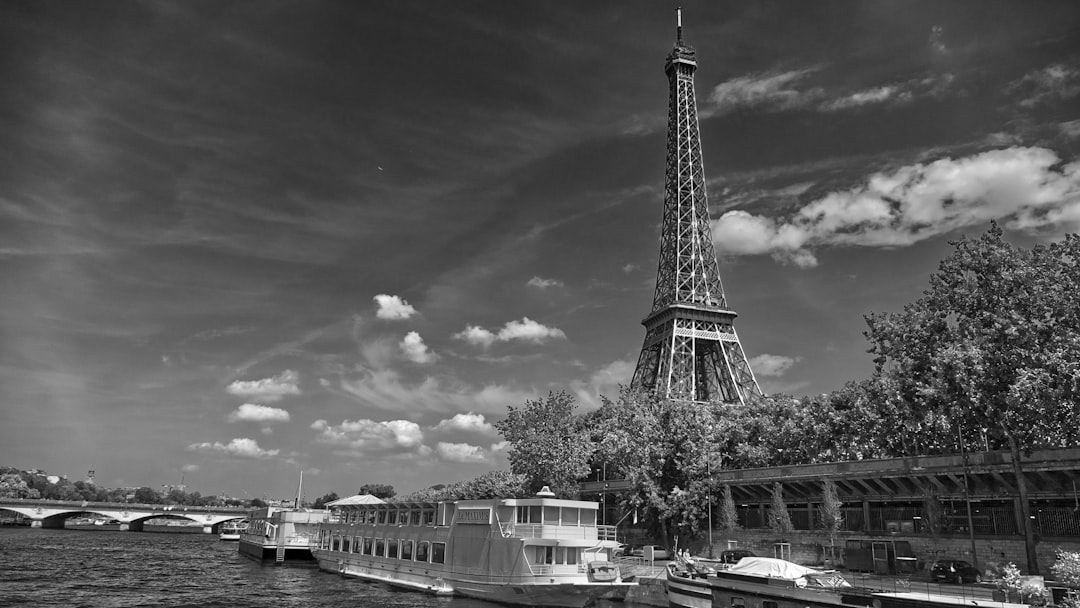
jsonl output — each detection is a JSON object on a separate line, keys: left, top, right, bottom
{"left": 495, "top": 390, "right": 594, "bottom": 498}
{"left": 357, "top": 484, "right": 395, "bottom": 499}
{"left": 0, "top": 473, "right": 38, "bottom": 499}
{"left": 312, "top": 492, "right": 339, "bottom": 509}
{"left": 1052, "top": 549, "right": 1080, "bottom": 587}
{"left": 133, "top": 486, "right": 161, "bottom": 504}
{"left": 249, "top": 497, "right": 267, "bottom": 508}
{"left": 923, "top": 492, "right": 946, "bottom": 537}
{"left": 399, "top": 471, "right": 527, "bottom": 502}
{"left": 768, "top": 482, "right": 793, "bottom": 537}
{"left": 718, "top": 485, "right": 739, "bottom": 532}
{"left": 864, "top": 225, "right": 1080, "bottom": 574}
{"left": 819, "top": 480, "right": 843, "bottom": 565}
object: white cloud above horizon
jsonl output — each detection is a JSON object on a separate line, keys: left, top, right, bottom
{"left": 712, "top": 146, "right": 1080, "bottom": 267}
{"left": 748, "top": 354, "right": 802, "bottom": 377}
{"left": 527, "top": 276, "right": 563, "bottom": 289}
{"left": 311, "top": 418, "right": 427, "bottom": 456}
{"left": 436, "top": 441, "right": 490, "bottom": 463}
{"left": 186, "top": 438, "right": 279, "bottom": 459}
{"left": 432, "top": 412, "right": 496, "bottom": 434}
{"left": 400, "top": 331, "right": 437, "bottom": 364}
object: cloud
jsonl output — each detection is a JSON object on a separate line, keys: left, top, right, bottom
{"left": 712, "top": 146, "right": 1080, "bottom": 266}
{"left": 820, "top": 86, "right": 904, "bottom": 111}
{"left": 311, "top": 418, "right": 426, "bottom": 454}
{"left": 454, "top": 317, "right": 566, "bottom": 347}
{"left": 571, "top": 358, "right": 635, "bottom": 409}
{"left": 527, "top": 276, "right": 563, "bottom": 289}
{"left": 1009, "top": 63, "right": 1080, "bottom": 108}
{"left": 336, "top": 368, "right": 532, "bottom": 414}
{"left": 748, "top": 354, "right": 802, "bottom": 377}
{"left": 432, "top": 412, "right": 495, "bottom": 434}
{"left": 227, "top": 403, "right": 291, "bottom": 423}
{"left": 181, "top": 464, "right": 200, "bottom": 473}
{"left": 373, "top": 294, "right": 418, "bottom": 320}
{"left": 226, "top": 370, "right": 300, "bottom": 402}
{"left": 621, "top": 263, "right": 639, "bottom": 274}
{"left": 708, "top": 68, "right": 824, "bottom": 116}
{"left": 436, "top": 442, "right": 490, "bottom": 463}
{"left": 186, "top": 438, "right": 279, "bottom": 459}
{"left": 400, "top": 331, "right": 437, "bottom": 364}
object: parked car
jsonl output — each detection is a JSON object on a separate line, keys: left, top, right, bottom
{"left": 629, "top": 545, "right": 671, "bottom": 560}
{"left": 719, "top": 549, "right": 756, "bottom": 564}
{"left": 612, "top": 543, "right": 628, "bottom": 557}
{"left": 931, "top": 559, "right": 983, "bottom": 584}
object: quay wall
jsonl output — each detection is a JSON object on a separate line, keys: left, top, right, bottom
{"left": 699, "top": 530, "right": 1080, "bottom": 577}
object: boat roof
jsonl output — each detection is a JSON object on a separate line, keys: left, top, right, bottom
{"left": 326, "top": 494, "right": 385, "bottom": 507}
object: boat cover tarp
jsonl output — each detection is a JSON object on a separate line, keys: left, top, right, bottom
{"left": 326, "top": 494, "right": 385, "bottom": 507}
{"left": 728, "top": 557, "right": 821, "bottom": 579}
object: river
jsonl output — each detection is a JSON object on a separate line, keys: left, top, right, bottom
{"left": 0, "top": 527, "right": 642, "bottom": 608}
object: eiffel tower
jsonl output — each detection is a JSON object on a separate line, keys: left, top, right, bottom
{"left": 630, "top": 10, "right": 762, "bottom": 405}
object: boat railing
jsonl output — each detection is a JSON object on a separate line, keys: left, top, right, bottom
{"left": 502, "top": 523, "right": 618, "bottom": 541}
{"left": 528, "top": 564, "right": 589, "bottom": 576}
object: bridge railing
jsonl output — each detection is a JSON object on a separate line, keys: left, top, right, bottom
{"left": 0, "top": 497, "right": 250, "bottom": 513}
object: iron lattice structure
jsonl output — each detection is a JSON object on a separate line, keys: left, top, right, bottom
{"left": 630, "top": 18, "right": 763, "bottom": 405}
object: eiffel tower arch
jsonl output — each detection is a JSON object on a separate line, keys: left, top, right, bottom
{"left": 630, "top": 11, "right": 763, "bottom": 405}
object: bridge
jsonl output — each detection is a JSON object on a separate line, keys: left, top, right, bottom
{"left": 0, "top": 498, "right": 250, "bottom": 533}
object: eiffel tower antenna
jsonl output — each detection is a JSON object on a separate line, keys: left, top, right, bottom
{"left": 630, "top": 9, "right": 763, "bottom": 405}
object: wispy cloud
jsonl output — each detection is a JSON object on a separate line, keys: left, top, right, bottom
{"left": 748, "top": 354, "right": 801, "bottom": 377}
{"left": 712, "top": 146, "right": 1080, "bottom": 267}
{"left": 527, "top": 276, "right": 563, "bottom": 289}
{"left": 336, "top": 368, "right": 532, "bottom": 415}
{"left": 707, "top": 68, "right": 824, "bottom": 116}
{"left": 1008, "top": 62, "right": 1080, "bottom": 108}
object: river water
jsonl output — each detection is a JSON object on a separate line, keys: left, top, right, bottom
{"left": 0, "top": 527, "right": 638, "bottom": 608}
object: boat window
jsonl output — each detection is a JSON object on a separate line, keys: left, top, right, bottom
{"left": 416, "top": 541, "right": 429, "bottom": 562}
{"left": 375, "top": 538, "right": 385, "bottom": 557}
{"left": 534, "top": 546, "right": 554, "bottom": 564}
{"left": 378, "top": 510, "right": 387, "bottom": 525}
{"left": 387, "top": 539, "right": 398, "bottom": 559}
{"left": 730, "top": 598, "right": 745, "bottom": 608}
{"left": 432, "top": 542, "right": 446, "bottom": 564}
{"left": 543, "top": 506, "right": 560, "bottom": 525}
{"left": 563, "top": 508, "right": 579, "bottom": 526}
{"left": 423, "top": 509, "right": 435, "bottom": 526}
{"left": 388, "top": 511, "right": 397, "bottom": 525}
{"left": 580, "top": 509, "right": 596, "bottom": 526}
{"left": 352, "top": 536, "right": 361, "bottom": 553}
{"left": 411, "top": 510, "right": 421, "bottom": 525}
{"left": 332, "top": 536, "right": 340, "bottom": 552}
{"left": 367, "top": 510, "right": 377, "bottom": 524}
{"left": 528, "top": 506, "right": 541, "bottom": 523}
{"left": 763, "top": 602, "right": 778, "bottom": 608}
{"left": 342, "top": 537, "right": 351, "bottom": 553}
{"left": 401, "top": 540, "right": 413, "bottom": 560}
{"left": 362, "top": 537, "right": 373, "bottom": 555}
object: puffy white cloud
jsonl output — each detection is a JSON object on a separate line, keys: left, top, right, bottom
{"left": 400, "top": 331, "right": 437, "bottom": 364}
{"left": 572, "top": 358, "right": 635, "bottom": 409}
{"left": 454, "top": 317, "right": 566, "bottom": 347}
{"left": 373, "top": 294, "right": 417, "bottom": 320}
{"left": 226, "top": 370, "right": 300, "bottom": 402}
{"left": 453, "top": 324, "right": 497, "bottom": 348}
{"left": 311, "top": 418, "right": 424, "bottom": 452}
{"left": 527, "top": 276, "right": 563, "bottom": 289}
{"left": 436, "top": 442, "right": 490, "bottom": 464}
{"left": 227, "top": 403, "right": 291, "bottom": 423}
{"left": 1009, "top": 63, "right": 1080, "bottom": 108}
{"left": 432, "top": 412, "right": 495, "bottom": 434}
{"left": 186, "top": 438, "right": 278, "bottom": 459}
{"left": 748, "top": 354, "right": 802, "bottom": 377}
{"left": 713, "top": 147, "right": 1080, "bottom": 266}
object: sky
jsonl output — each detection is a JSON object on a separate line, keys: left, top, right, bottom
{"left": 1, "top": 1, "right": 1078, "bottom": 501}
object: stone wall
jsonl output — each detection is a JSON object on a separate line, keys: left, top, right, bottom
{"left": 697, "top": 529, "right": 1080, "bottom": 576}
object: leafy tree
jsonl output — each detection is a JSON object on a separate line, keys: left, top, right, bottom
{"left": 399, "top": 471, "right": 527, "bottom": 502}
{"left": 818, "top": 480, "right": 843, "bottom": 565}
{"left": 249, "top": 497, "right": 267, "bottom": 508}
{"left": 0, "top": 473, "right": 39, "bottom": 499}
{"left": 768, "top": 482, "right": 793, "bottom": 537}
{"left": 865, "top": 225, "right": 1080, "bottom": 574}
{"left": 312, "top": 492, "right": 339, "bottom": 509}
{"left": 495, "top": 390, "right": 594, "bottom": 498}
{"left": 357, "top": 484, "right": 395, "bottom": 499}
{"left": 133, "top": 486, "right": 161, "bottom": 504}
{"left": 1052, "top": 549, "right": 1080, "bottom": 587}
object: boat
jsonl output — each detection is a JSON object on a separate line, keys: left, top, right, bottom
{"left": 219, "top": 519, "right": 248, "bottom": 541}
{"left": 238, "top": 507, "right": 327, "bottom": 562}
{"left": 667, "top": 556, "right": 1029, "bottom": 608}
{"left": 311, "top": 487, "right": 635, "bottom": 608}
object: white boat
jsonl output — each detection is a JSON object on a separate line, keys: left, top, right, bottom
{"left": 312, "top": 487, "right": 634, "bottom": 608}
{"left": 238, "top": 507, "right": 327, "bottom": 562}
{"left": 667, "top": 556, "right": 1029, "bottom": 608}
{"left": 219, "top": 519, "right": 248, "bottom": 541}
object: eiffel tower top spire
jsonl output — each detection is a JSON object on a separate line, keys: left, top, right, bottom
{"left": 630, "top": 10, "right": 762, "bottom": 404}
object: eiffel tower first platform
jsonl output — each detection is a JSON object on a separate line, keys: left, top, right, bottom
{"left": 630, "top": 11, "right": 763, "bottom": 405}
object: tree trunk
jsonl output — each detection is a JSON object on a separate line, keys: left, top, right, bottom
{"left": 1006, "top": 429, "right": 1040, "bottom": 575}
